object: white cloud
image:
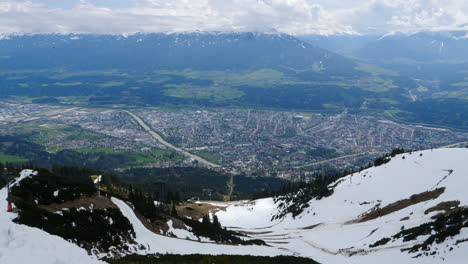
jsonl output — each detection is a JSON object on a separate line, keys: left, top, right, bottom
{"left": 0, "top": 0, "right": 466, "bottom": 35}
{"left": 326, "top": 0, "right": 468, "bottom": 33}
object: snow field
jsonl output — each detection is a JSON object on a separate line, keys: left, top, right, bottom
{"left": 215, "top": 148, "right": 468, "bottom": 264}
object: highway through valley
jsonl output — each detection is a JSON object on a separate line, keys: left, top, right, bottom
{"left": 124, "top": 110, "right": 222, "bottom": 169}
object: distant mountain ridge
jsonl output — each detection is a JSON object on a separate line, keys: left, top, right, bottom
{"left": 357, "top": 30, "right": 468, "bottom": 62}
{"left": 0, "top": 32, "right": 358, "bottom": 75}
{"left": 299, "top": 30, "right": 468, "bottom": 63}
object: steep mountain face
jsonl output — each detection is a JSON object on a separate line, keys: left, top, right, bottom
{"left": 215, "top": 148, "right": 468, "bottom": 264}
{"left": 0, "top": 32, "right": 357, "bottom": 74}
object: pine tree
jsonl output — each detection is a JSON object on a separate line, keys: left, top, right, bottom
{"left": 166, "top": 191, "right": 173, "bottom": 204}
{"left": 171, "top": 202, "right": 178, "bottom": 217}
{"left": 128, "top": 185, "right": 134, "bottom": 200}
{"left": 202, "top": 215, "right": 211, "bottom": 225}
{"left": 174, "top": 191, "right": 181, "bottom": 204}
{"left": 212, "top": 215, "right": 221, "bottom": 229}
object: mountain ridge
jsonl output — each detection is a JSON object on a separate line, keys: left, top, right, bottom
{"left": 0, "top": 32, "right": 358, "bottom": 74}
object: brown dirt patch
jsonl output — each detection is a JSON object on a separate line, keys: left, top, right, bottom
{"left": 256, "top": 233, "right": 291, "bottom": 238}
{"left": 239, "top": 231, "right": 273, "bottom": 235}
{"left": 134, "top": 211, "right": 169, "bottom": 235}
{"left": 171, "top": 217, "right": 188, "bottom": 229}
{"left": 424, "top": 200, "right": 464, "bottom": 219}
{"left": 356, "top": 187, "right": 445, "bottom": 223}
{"left": 127, "top": 204, "right": 190, "bottom": 237}
{"left": 177, "top": 202, "right": 226, "bottom": 220}
{"left": 301, "top": 224, "right": 321, "bottom": 230}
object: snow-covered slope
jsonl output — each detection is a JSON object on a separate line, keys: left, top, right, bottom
{"left": 2, "top": 148, "right": 467, "bottom": 263}
{"left": 111, "top": 197, "right": 288, "bottom": 256}
{"left": 215, "top": 148, "right": 468, "bottom": 264}
{"left": 0, "top": 170, "right": 105, "bottom": 264}
{"left": 1, "top": 170, "right": 289, "bottom": 263}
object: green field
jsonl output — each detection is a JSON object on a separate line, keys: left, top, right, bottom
{"left": 0, "top": 153, "right": 28, "bottom": 163}
{"left": 76, "top": 147, "right": 115, "bottom": 154}
{"left": 156, "top": 67, "right": 401, "bottom": 92}
{"left": 195, "top": 151, "right": 221, "bottom": 164}
{"left": 76, "top": 148, "right": 184, "bottom": 167}
{"left": 54, "top": 82, "right": 82, "bottom": 86}
{"left": 163, "top": 85, "right": 244, "bottom": 101}
{"left": 13, "top": 124, "right": 103, "bottom": 146}
{"left": 156, "top": 68, "right": 287, "bottom": 87}
{"left": 98, "top": 81, "right": 125, "bottom": 88}
{"left": 355, "top": 63, "right": 399, "bottom": 77}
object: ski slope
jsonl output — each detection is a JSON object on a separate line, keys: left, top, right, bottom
{"left": 215, "top": 148, "right": 468, "bottom": 264}
{"left": 0, "top": 170, "right": 105, "bottom": 264}
{"left": 111, "top": 197, "right": 289, "bottom": 256}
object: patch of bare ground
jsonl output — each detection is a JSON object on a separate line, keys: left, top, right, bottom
{"left": 39, "top": 194, "right": 178, "bottom": 237}
{"left": 176, "top": 202, "right": 226, "bottom": 220}
{"left": 251, "top": 225, "right": 275, "bottom": 230}
{"left": 364, "top": 228, "right": 379, "bottom": 239}
{"left": 227, "top": 224, "right": 275, "bottom": 230}
{"left": 369, "top": 237, "right": 391, "bottom": 248}
{"left": 133, "top": 210, "right": 169, "bottom": 235}
{"left": 305, "top": 237, "right": 407, "bottom": 257}
{"left": 268, "top": 241, "right": 290, "bottom": 244}
{"left": 256, "top": 233, "right": 291, "bottom": 238}
{"left": 260, "top": 237, "right": 295, "bottom": 241}
{"left": 240, "top": 231, "right": 273, "bottom": 235}
{"left": 354, "top": 187, "right": 445, "bottom": 223}
{"left": 131, "top": 206, "right": 192, "bottom": 237}
{"left": 301, "top": 223, "right": 321, "bottom": 230}
{"left": 39, "top": 195, "right": 117, "bottom": 212}
{"left": 424, "top": 200, "right": 464, "bottom": 219}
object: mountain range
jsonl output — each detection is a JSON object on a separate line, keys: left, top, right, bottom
{"left": 0, "top": 32, "right": 358, "bottom": 76}
{"left": 300, "top": 30, "right": 468, "bottom": 63}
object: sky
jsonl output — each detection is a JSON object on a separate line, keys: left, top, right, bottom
{"left": 0, "top": 0, "right": 467, "bottom": 35}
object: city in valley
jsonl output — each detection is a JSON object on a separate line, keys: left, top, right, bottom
{"left": 1, "top": 100, "right": 466, "bottom": 180}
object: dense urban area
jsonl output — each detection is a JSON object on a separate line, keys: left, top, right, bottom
{"left": 1, "top": 99, "right": 466, "bottom": 180}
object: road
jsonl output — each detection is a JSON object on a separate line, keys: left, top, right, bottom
{"left": 296, "top": 141, "right": 468, "bottom": 169}
{"left": 124, "top": 110, "right": 222, "bottom": 169}
{"left": 295, "top": 152, "right": 383, "bottom": 169}
{"left": 438, "top": 141, "right": 468, "bottom": 148}
{"left": 384, "top": 110, "right": 468, "bottom": 133}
